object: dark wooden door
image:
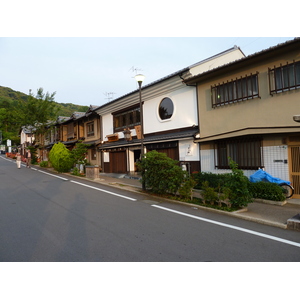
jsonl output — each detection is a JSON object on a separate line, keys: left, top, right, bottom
{"left": 110, "top": 151, "right": 127, "bottom": 173}
{"left": 156, "top": 147, "right": 179, "bottom": 161}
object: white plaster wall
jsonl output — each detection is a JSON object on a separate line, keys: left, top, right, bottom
{"left": 102, "top": 114, "right": 114, "bottom": 141}
{"left": 179, "top": 139, "right": 199, "bottom": 161}
{"left": 143, "top": 86, "right": 197, "bottom": 134}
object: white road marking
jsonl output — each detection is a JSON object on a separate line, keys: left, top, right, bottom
{"left": 152, "top": 205, "right": 300, "bottom": 248}
{"left": 36, "top": 169, "right": 69, "bottom": 181}
{"left": 70, "top": 180, "right": 137, "bottom": 201}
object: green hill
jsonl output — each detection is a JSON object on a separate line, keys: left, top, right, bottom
{"left": 0, "top": 86, "right": 89, "bottom": 146}
{"left": 0, "top": 86, "right": 89, "bottom": 116}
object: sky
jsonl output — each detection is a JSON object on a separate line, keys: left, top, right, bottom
{"left": 0, "top": 37, "right": 296, "bottom": 108}
{"left": 1, "top": 2, "right": 298, "bottom": 109}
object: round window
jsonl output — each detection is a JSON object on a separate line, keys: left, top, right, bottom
{"left": 159, "top": 97, "right": 174, "bottom": 120}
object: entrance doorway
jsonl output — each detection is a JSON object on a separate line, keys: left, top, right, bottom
{"left": 110, "top": 151, "right": 127, "bottom": 173}
{"left": 288, "top": 145, "right": 300, "bottom": 198}
{"left": 133, "top": 149, "right": 141, "bottom": 171}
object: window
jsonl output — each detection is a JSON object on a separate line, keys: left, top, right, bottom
{"left": 159, "top": 97, "right": 174, "bottom": 120}
{"left": 269, "top": 60, "right": 300, "bottom": 94}
{"left": 113, "top": 107, "right": 140, "bottom": 132}
{"left": 211, "top": 73, "right": 259, "bottom": 108}
{"left": 91, "top": 148, "right": 96, "bottom": 160}
{"left": 215, "top": 137, "right": 263, "bottom": 169}
{"left": 87, "top": 122, "right": 94, "bottom": 137}
{"left": 67, "top": 123, "right": 74, "bottom": 139}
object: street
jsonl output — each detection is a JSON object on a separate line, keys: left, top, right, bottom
{"left": 0, "top": 156, "right": 300, "bottom": 262}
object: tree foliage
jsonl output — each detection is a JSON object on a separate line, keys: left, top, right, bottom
{"left": 17, "top": 88, "right": 59, "bottom": 127}
{"left": 49, "top": 142, "right": 73, "bottom": 172}
{"left": 71, "top": 142, "right": 90, "bottom": 165}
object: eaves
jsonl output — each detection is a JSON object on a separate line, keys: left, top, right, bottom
{"left": 99, "top": 129, "right": 198, "bottom": 149}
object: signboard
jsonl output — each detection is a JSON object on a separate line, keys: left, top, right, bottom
{"left": 135, "top": 125, "right": 142, "bottom": 140}
{"left": 7, "top": 139, "right": 11, "bottom": 147}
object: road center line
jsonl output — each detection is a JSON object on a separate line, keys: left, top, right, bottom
{"left": 70, "top": 180, "right": 137, "bottom": 201}
{"left": 152, "top": 205, "right": 300, "bottom": 248}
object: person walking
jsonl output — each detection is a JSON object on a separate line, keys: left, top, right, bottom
{"left": 16, "top": 152, "right": 22, "bottom": 169}
{"left": 25, "top": 149, "right": 31, "bottom": 168}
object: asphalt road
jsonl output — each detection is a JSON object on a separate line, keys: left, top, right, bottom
{"left": 1, "top": 155, "right": 300, "bottom": 262}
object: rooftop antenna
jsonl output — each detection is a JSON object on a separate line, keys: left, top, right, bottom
{"left": 129, "top": 66, "right": 144, "bottom": 89}
{"left": 104, "top": 92, "right": 116, "bottom": 102}
{"left": 129, "top": 66, "right": 143, "bottom": 75}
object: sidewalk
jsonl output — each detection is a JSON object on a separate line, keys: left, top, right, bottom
{"left": 97, "top": 173, "right": 300, "bottom": 231}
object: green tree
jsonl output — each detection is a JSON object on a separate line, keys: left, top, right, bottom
{"left": 17, "top": 88, "right": 58, "bottom": 126}
{"left": 16, "top": 88, "right": 59, "bottom": 144}
{"left": 49, "top": 142, "right": 73, "bottom": 172}
{"left": 0, "top": 101, "right": 20, "bottom": 145}
{"left": 71, "top": 142, "right": 90, "bottom": 165}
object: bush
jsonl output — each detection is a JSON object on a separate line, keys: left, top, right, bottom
{"left": 248, "top": 181, "right": 286, "bottom": 201}
{"left": 49, "top": 142, "right": 73, "bottom": 172}
{"left": 136, "top": 150, "right": 187, "bottom": 195}
{"left": 178, "top": 175, "right": 196, "bottom": 200}
{"left": 225, "top": 158, "right": 253, "bottom": 208}
{"left": 71, "top": 167, "right": 81, "bottom": 176}
{"left": 192, "top": 172, "right": 231, "bottom": 189}
{"left": 201, "top": 181, "right": 219, "bottom": 204}
{"left": 39, "top": 160, "right": 49, "bottom": 168}
{"left": 194, "top": 159, "right": 253, "bottom": 208}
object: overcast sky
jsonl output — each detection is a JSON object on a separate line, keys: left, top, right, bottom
{"left": 1, "top": 37, "right": 295, "bottom": 107}
{"left": 0, "top": 2, "right": 297, "bottom": 109}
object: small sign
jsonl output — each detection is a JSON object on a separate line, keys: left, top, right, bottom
{"left": 106, "top": 133, "right": 119, "bottom": 142}
{"left": 7, "top": 139, "right": 11, "bottom": 147}
{"left": 135, "top": 125, "right": 142, "bottom": 139}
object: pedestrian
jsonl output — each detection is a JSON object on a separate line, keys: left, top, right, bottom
{"left": 25, "top": 149, "right": 31, "bottom": 168}
{"left": 16, "top": 152, "right": 22, "bottom": 169}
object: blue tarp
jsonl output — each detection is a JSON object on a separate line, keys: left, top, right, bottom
{"left": 249, "top": 169, "right": 290, "bottom": 185}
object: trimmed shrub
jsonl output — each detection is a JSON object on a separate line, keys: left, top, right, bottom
{"left": 136, "top": 150, "right": 186, "bottom": 195}
{"left": 178, "top": 175, "right": 196, "bottom": 200}
{"left": 192, "top": 172, "right": 231, "bottom": 189}
{"left": 49, "top": 142, "right": 73, "bottom": 172}
{"left": 248, "top": 181, "right": 286, "bottom": 201}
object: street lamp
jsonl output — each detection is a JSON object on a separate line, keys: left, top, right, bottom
{"left": 135, "top": 74, "right": 145, "bottom": 190}
{"left": 293, "top": 115, "right": 300, "bottom": 122}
